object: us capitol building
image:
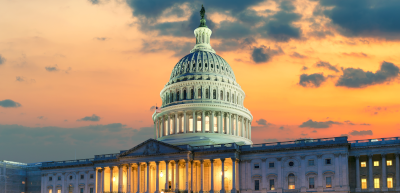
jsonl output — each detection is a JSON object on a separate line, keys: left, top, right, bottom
{"left": 1, "top": 6, "right": 400, "bottom": 193}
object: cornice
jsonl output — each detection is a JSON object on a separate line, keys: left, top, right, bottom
{"left": 350, "top": 143, "right": 400, "bottom": 150}
{"left": 240, "top": 143, "right": 349, "bottom": 155}
{"left": 161, "top": 80, "right": 244, "bottom": 96}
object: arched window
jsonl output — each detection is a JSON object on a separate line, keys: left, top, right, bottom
{"left": 288, "top": 173, "right": 295, "bottom": 189}
{"left": 177, "top": 91, "right": 180, "bottom": 101}
{"left": 237, "top": 96, "right": 239, "bottom": 104}
{"left": 220, "top": 91, "right": 224, "bottom": 100}
{"left": 170, "top": 93, "right": 174, "bottom": 103}
{"left": 213, "top": 89, "right": 216, "bottom": 99}
{"left": 205, "top": 89, "right": 209, "bottom": 99}
{"left": 191, "top": 89, "right": 194, "bottom": 99}
{"left": 167, "top": 95, "right": 169, "bottom": 104}
{"left": 227, "top": 92, "right": 230, "bottom": 101}
{"left": 198, "top": 88, "right": 202, "bottom": 99}
{"left": 232, "top": 94, "right": 235, "bottom": 103}
{"left": 183, "top": 90, "right": 187, "bottom": 100}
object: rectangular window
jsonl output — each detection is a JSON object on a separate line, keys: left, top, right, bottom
{"left": 69, "top": 176, "right": 73, "bottom": 180}
{"left": 80, "top": 175, "right": 84, "bottom": 179}
{"left": 308, "top": 160, "right": 314, "bottom": 166}
{"left": 57, "top": 190, "right": 61, "bottom": 193}
{"left": 254, "top": 163, "right": 260, "bottom": 169}
{"left": 361, "top": 179, "right": 367, "bottom": 189}
{"left": 387, "top": 160, "right": 392, "bottom": 166}
{"left": 309, "top": 177, "right": 315, "bottom": 188}
{"left": 49, "top": 190, "right": 52, "bottom": 193}
{"left": 270, "top": 179, "right": 275, "bottom": 190}
{"left": 196, "top": 115, "right": 201, "bottom": 131}
{"left": 374, "top": 178, "right": 380, "bottom": 189}
{"left": 49, "top": 177, "right": 52, "bottom": 181}
{"left": 90, "top": 174, "right": 93, "bottom": 179}
{"left": 325, "top": 159, "right": 331, "bottom": 165}
{"left": 58, "top": 176, "right": 61, "bottom": 181}
{"left": 255, "top": 180, "right": 260, "bottom": 190}
{"left": 80, "top": 188, "right": 83, "bottom": 193}
{"left": 214, "top": 116, "right": 218, "bottom": 132}
{"left": 387, "top": 177, "right": 393, "bottom": 188}
{"left": 361, "top": 162, "right": 367, "bottom": 167}
{"left": 90, "top": 188, "right": 93, "bottom": 193}
{"left": 374, "top": 161, "right": 379, "bottom": 166}
{"left": 288, "top": 177, "right": 295, "bottom": 189}
{"left": 269, "top": 162, "right": 275, "bottom": 168}
{"left": 326, "top": 177, "right": 332, "bottom": 188}
{"left": 189, "top": 117, "right": 193, "bottom": 132}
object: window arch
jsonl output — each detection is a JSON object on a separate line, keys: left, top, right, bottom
{"left": 183, "top": 90, "right": 187, "bottom": 100}
{"left": 170, "top": 93, "right": 174, "bottom": 103}
{"left": 198, "top": 88, "right": 202, "bottom": 99}
{"left": 166, "top": 94, "right": 169, "bottom": 104}
{"left": 288, "top": 173, "right": 295, "bottom": 189}
{"left": 220, "top": 91, "right": 224, "bottom": 100}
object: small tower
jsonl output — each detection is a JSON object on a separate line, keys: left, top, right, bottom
{"left": 190, "top": 5, "right": 216, "bottom": 53}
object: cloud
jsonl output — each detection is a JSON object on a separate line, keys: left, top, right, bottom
{"left": 16, "top": 76, "right": 25, "bottom": 82}
{"left": 301, "top": 66, "right": 308, "bottom": 70}
{"left": 342, "top": 52, "right": 369, "bottom": 58}
{"left": 150, "top": 106, "right": 156, "bottom": 111}
{"left": 264, "top": 138, "right": 279, "bottom": 143}
{"left": 336, "top": 61, "right": 400, "bottom": 88}
{"left": 77, "top": 114, "right": 101, "bottom": 122}
{"left": 0, "top": 123, "right": 154, "bottom": 163}
{"left": 139, "top": 39, "right": 193, "bottom": 57}
{"left": 251, "top": 45, "right": 283, "bottom": 63}
{"left": 0, "top": 54, "right": 5, "bottom": 65}
{"left": 256, "top": 118, "right": 268, "bottom": 126}
{"left": 45, "top": 65, "right": 59, "bottom": 72}
{"left": 88, "top": 0, "right": 101, "bottom": 4}
{"left": 299, "top": 73, "right": 326, "bottom": 87}
{"left": 315, "top": 61, "right": 339, "bottom": 72}
{"left": 0, "top": 99, "right": 22, "bottom": 108}
{"left": 290, "top": 52, "right": 307, "bottom": 59}
{"left": 320, "top": 0, "right": 400, "bottom": 40}
{"left": 95, "top": 37, "right": 108, "bottom": 41}
{"left": 299, "top": 119, "right": 342, "bottom": 129}
{"left": 37, "top": 116, "right": 47, "bottom": 120}
{"left": 349, "top": 130, "right": 373, "bottom": 136}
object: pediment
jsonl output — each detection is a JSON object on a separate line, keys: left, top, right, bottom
{"left": 118, "top": 139, "right": 187, "bottom": 158}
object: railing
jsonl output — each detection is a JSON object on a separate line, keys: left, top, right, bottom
{"left": 191, "top": 143, "right": 238, "bottom": 150}
{"left": 349, "top": 137, "right": 400, "bottom": 147}
{"left": 95, "top": 153, "right": 119, "bottom": 159}
{"left": 42, "top": 159, "right": 94, "bottom": 167}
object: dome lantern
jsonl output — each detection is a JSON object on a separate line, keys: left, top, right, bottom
{"left": 190, "top": 5, "right": 216, "bottom": 54}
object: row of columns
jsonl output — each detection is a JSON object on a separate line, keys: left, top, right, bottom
{"left": 155, "top": 111, "right": 251, "bottom": 140}
{"left": 97, "top": 158, "right": 238, "bottom": 193}
{"left": 355, "top": 153, "right": 400, "bottom": 191}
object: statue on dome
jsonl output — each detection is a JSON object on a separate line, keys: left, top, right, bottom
{"left": 199, "top": 5, "right": 207, "bottom": 27}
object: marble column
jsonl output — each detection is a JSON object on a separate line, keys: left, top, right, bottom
{"left": 146, "top": 163, "right": 150, "bottom": 193}
{"left": 221, "top": 159, "right": 225, "bottom": 193}
{"left": 211, "top": 111, "right": 215, "bottom": 133}
{"left": 193, "top": 111, "right": 196, "bottom": 132}
{"left": 161, "top": 117, "right": 164, "bottom": 137}
{"left": 202, "top": 111, "right": 205, "bottom": 133}
{"left": 334, "top": 154, "right": 340, "bottom": 189}
{"left": 119, "top": 165, "right": 123, "bottom": 192}
{"left": 110, "top": 167, "right": 114, "bottom": 192}
{"left": 85, "top": 171, "right": 89, "bottom": 193}
{"left": 191, "top": 161, "right": 194, "bottom": 192}
{"left": 248, "top": 122, "right": 251, "bottom": 140}
{"left": 355, "top": 156, "right": 361, "bottom": 192}
{"left": 300, "top": 156, "right": 306, "bottom": 192}
{"left": 155, "top": 162, "right": 160, "bottom": 193}
{"left": 317, "top": 155, "right": 323, "bottom": 191}
{"left": 101, "top": 168, "right": 105, "bottom": 193}
{"left": 231, "top": 159, "right": 236, "bottom": 193}
{"left": 396, "top": 153, "right": 400, "bottom": 191}
{"left": 235, "top": 115, "right": 238, "bottom": 136}
{"left": 228, "top": 113, "right": 231, "bottom": 135}
{"left": 175, "top": 160, "right": 180, "bottom": 192}
{"left": 137, "top": 164, "right": 141, "bottom": 193}
{"left": 219, "top": 111, "right": 222, "bottom": 133}
{"left": 184, "top": 111, "right": 187, "bottom": 133}
{"left": 210, "top": 160, "right": 215, "bottom": 193}
{"left": 262, "top": 159, "right": 267, "bottom": 192}
{"left": 167, "top": 115, "right": 171, "bottom": 136}
{"left": 382, "top": 154, "right": 388, "bottom": 191}
{"left": 241, "top": 118, "right": 244, "bottom": 137}
{"left": 276, "top": 158, "right": 282, "bottom": 190}
{"left": 166, "top": 161, "right": 170, "bottom": 191}
{"left": 186, "top": 160, "right": 189, "bottom": 191}
{"left": 368, "top": 154, "right": 373, "bottom": 191}
{"left": 175, "top": 112, "right": 178, "bottom": 134}
{"left": 128, "top": 165, "right": 132, "bottom": 193}
{"left": 200, "top": 160, "right": 204, "bottom": 193}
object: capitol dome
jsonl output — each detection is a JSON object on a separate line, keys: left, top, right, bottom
{"left": 152, "top": 6, "right": 253, "bottom": 146}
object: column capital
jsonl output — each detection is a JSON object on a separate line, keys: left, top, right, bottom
{"left": 300, "top": 155, "right": 306, "bottom": 160}
{"left": 396, "top": 153, "right": 400, "bottom": 157}
{"left": 381, "top": 153, "right": 387, "bottom": 157}
{"left": 221, "top": 158, "right": 226, "bottom": 162}
{"left": 276, "top": 157, "right": 282, "bottom": 161}
{"left": 355, "top": 155, "right": 360, "bottom": 159}
{"left": 261, "top": 158, "right": 267, "bottom": 162}
{"left": 317, "top": 154, "right": 323, "bottom": 158}
{"left": 199, "top": 159, "right": 204, "bottom": 163}
{"left": 165, "top": 160, "right": 171, "bottom": 164}
{"left": 155, "top": 161, "right": 161, "bottom": 164}
{"left": 368, "top": 153, "right": 373, "bottom": 158}
{"left": 175, "top": 160, "right": 180, "bottom": 164}
{"left": 334, "top": 153, "right": 340, "bottom": 157}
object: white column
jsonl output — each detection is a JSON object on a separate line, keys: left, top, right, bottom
{"left": 101, "top": 168, "right": 105, "bottom": 193}
{"left": 200, "top": 160, "right": 204, "bottom": 193}
{"left": 247, "top": 160, "right": 251, "bottom": 190}
{"left": 342, "top": 153, "right": 349, "bottom": 190}
{"left": 235, "top": 115, "right": 238, "bottom": 136}
{"left": 110, "top": 167, "right": 114, "bottom": 192}
{"left": 155, "top": 162, "right": 160, "bottom": 193}
{"left": 160, "top": 117, "right": 164, "bottom": 137}
{"left": 175, "top": 160, "right": 180, "bottom": 192}
{"left": 228, "top": 113, "right": 231, "bottom": 135}
{"left": 368, "top": 154, "right": 373, "bottom": 191}
{"left": 396, "top": 153, "right": 400, "bottom": 191}
{"left": 355, "top": 156, "right": 361, "bottom": 192}
{"left": 210, "top": 160, "right": 214, "bottom": 193}
{"left": 248, "top": 122, "right": 251, "bottom": 140}
{"left": 202, "top": 111, "right": 205, "bottom": 133}
{"left": 262, "top": 159, "right": 267, "bottom": 191}
{"left": 211, "top": 111, "right": 215, "bottom": 133}
{"left": 221, "top": 159, "right": 225, "bottom": 193}
{"left": 317, "top": 155, "right": 323, "bottom": 191}
{"left": 231, "top": 159, "right": 236, "bottom": 193}
{"left": 167, "top": 115, "right": 171, "bottom": 136}
{"left": 183, "top": 111, "right": 187, "bottom": 133}
{"left": 382, "top": 154, "right": 388, "bottom": 191}
{"left": 193, "top": 111, "right": 196, "bottom": 132}
{"left": 186, "top": 160, "right": 189, "bottom": 191}
{"left": 276, "top": 158, "right": 282, "bottom": 190}
{"left": 219, "top": 112, "right": 222, "bottom": 133}
{"left": 299, "top": 156, "right": 306, "bottom": 192}
{"left": 165, "top": 161, "right": 170, "bottom": 191}
{"left": 175, "top": 113, "right": 178, "bottom": 134}
{"left": 128, "top": 165, "right": 132, "bottom": 193}
{"left": 119, "top": 165, "right": 123, "bottom": 192}
{"left": 85, "top": 171, "right": 89, "bottom": 193}
{"left": 95, "top": 169, "right": 98, "bottom": 193}
{"left": 147, "top": 162, "right": 150, "bottom": 193}
{"left": 241, "top": 118, "right": 244, "bottom": 137}
{"left": 137, "top": 164, "right": 141, "bottom": 193}
{"left": 172, "top": 163, "right": 175, "bottom": 191}
{"left": 334, "top": 154, "right": 340, "bottom": 189}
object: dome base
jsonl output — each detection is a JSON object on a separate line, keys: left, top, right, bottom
{"left": 158, "top": 133, "right": 252, "bottom": 146}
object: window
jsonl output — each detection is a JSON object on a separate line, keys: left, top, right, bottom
{"left": 361, "top": 162, "right": 367, "bottom": 167}
{"left": 326, "top": 177, "right": 332, "bottom": 188}
{"left": 177, "top": 91, "right": 180, "bottom": 101}
{"left": 80, "top": 188, "right": 83, "bottom": 193}
{"left": 288, "top": 174, "right": 295, "bottom": 189}
{"left": 255, "top": 180, "right": 260, "bottom": 190}
{"left": 49, "top": 177, "right": 52, "bottom": 181}
{"left": 191, "top": 89, "right": 194, "bottom": 99}
{"left": 58, "top": 176, "right": 61, "bottom": 180}
{"left": 90, "top": 188, "right": 93, "bottom": 193}
{"left": 309, "top": 178, "right": 315, "bottom": 188}
{"left": 58, "top": 190, "right": 61, "bottom": 193}
{"left": 232, "top": 94, "right": 235, "bottom": 103}
{"left": 361, "top": 179, "right": 367, "bottom": 189}
{"left": 269, "top": 162, "right": 274, "bottom": 168}
{"left": 254, "top": 163, "right": 260, "bottom": 169}
{"left": 227, "top": 92, "right": 230, "bottom": 101}
{"left": 81, "top": 175, "right": 84, "bottom": 179}
{"left": 289, "top": 161, "right": 294, "bottom": 166}
{"left": 308, "top": 160, "right": 314, "bottom": 166}
{"left": 205, "top": 89, "right": 209, "bottom": 99}
{"left": 387, "top": 160, "right": 392, "bottom": 166}
{"left": 374, "top": 178, "right": 380, "bottom": 188}
{"left": 374, "top": 161, "right": 379, "bottom": 166}
{"left": 22, "top": 181, "right": 25, "bottom": 184}
{"left": 183, "top": 90, "right": 187, "bottom": 99}
{"left": 69, "top": 176, "right": 73, "bottom": 180}
{"left": 387, "top": 177, "right": 393, "bottom": 188}
{"left": 213, "top": 90, "right": 216, "bottom": 99}
{"left": 220, "top": 91, "right": 223, "bottom": 100}
{"left": 270, "top": 179, "right": 275, "bottom": 190}
{"left": 90, "top": 174, "right": 93, "bottom": 179}
{"left": 198, "top": 88, "right": 202, "bottom": 99}
{"left": 49, "top": 190, "right": 52, "bottom": 193}
{"left": 325, "top": 159, "right": 331, "bottom": 165}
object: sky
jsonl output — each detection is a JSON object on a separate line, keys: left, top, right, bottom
{"left": 1, "top": 0, "right": 400, "bottom": 163}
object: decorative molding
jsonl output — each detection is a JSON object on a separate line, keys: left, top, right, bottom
{"left": 300, "top": 156, "right": 306, "bottom": 160}
{"left": 317, "top": 154, "right": 323, "bottom": 158}
{"left": 276, "top": 157, "right": 282, "bottom": 161}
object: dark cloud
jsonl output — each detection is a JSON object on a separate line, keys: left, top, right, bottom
{"left": 290, "top": 52, "right": 307, "bottom": 59}
{"left": 37, "top": 116, "right": 46, "bottom": 120}
{"left": 16, "top": 76, "right": 25, "bottom": 82}
{"left": 16, "top": 76, "right": 36, "bottom": 83}
{"left": 301, "top": 66, "right": 308, "bottom": 70}
{"left": 251, "top": 45, "right": 283, "bottom": 63}
{"left": 0, "top": 99, "right": 22, "bottom": 108}
{"left": 150, "top": 106, "right": 156, "bottom": 111}
{"left": 336, "top": 61, "right": 400, "bottom": 88}
{"left": 88, "top": 0, "right": 101, "bottom": 4}
{"left": 0, "top": 54, "right": 5, "bottom": 65}
{"left": 320, "top": 0, "right": 400, "bottom": 40}
{"left": 349, "top": 130, "right": 373, "bottom": 136}
{"left": 299, "top": 73, "right": 326, "bottom": 87}
{"left": 299, "top": 119, "right": 342, "bottom": 129}
{"left": 95, "top": 37, "right": 108, "bottom": 41}
{"left": 140, "top": 40, "right": 193, "bottom": 57}
{"left": 45, "top": 65, "right": 59, "bottom": 72}
{"left": 315, "top": 61, "right": 339, "bottom": 72}
{"left": 264, "top": 138, "right": 279, "bottom": 143}
{"left": 256, "top": 118, "right": 268, "bottom": 126}
{"left": 77, "top": 114, "right": 101, "bottom": 122}
{"left": 0, "top": 123, "right": 154, "bottom": 163}
{"left": 342, "top": 52, "right": 368, "bottom": 58}
{"left": 258, "top": 10, "right": 302, "bottom": 42}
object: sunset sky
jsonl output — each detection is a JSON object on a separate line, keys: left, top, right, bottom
{"left": 1, "top": 0, "right": 400, "bottom": 163}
